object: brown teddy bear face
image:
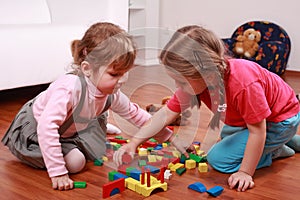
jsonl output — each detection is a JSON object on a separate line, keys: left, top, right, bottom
{"left": 244, "top": 28, "right": 261, "bottom": 42}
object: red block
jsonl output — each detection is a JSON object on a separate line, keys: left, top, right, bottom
{"left": 102, "top": 178, "right": 125, "bottom": 198}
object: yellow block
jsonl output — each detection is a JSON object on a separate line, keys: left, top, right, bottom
{"left": 138, "top": 148, "right": 148, "bottom": 156}
{"left": 198, "top": 163, "right": 208, "bottom": 172}
{"left": 135, "top": 175, "right": 168, "bottom": 197}
{"left": 185, "top": 159, "right": 196, "bottom": 169}
{"left": 148, "top": 155, "right": 157, "bottom": 162}
{"left": 170, "top": 163, "right": 184, "bottom": 171}
{"left": 125, "top": 177, "right": 140, "bottom": 191}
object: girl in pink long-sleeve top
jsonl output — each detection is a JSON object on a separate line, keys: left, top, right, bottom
{"left": 2, "top": 22, "right": 172, "bottom": 191}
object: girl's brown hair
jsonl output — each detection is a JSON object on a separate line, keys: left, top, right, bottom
{"left": 71, "top": 22, "right": 136, "bottom": 74}
{"left": 160, "top": 25, "right": 230, "bottom": 129}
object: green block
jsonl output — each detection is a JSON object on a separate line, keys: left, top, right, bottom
{"left": 108, "top": 171, "right": 118, "bottom": 181}
{"left": 74, "top": 181, "right": 86, "bottom": 188}
{"left": 138, "top": 160, "right": 147, "bottom": 167}
{"left": 149, "top": 138, "right": 157, "bottom": 143}
{"left": 94, "top": 159, "right": 104, "bottom": 166}
{"left": 115, "top": 136, "right": 123, "bottom": 139}
{"left": 147, "top": 147, "right": 154, "bottom": 151}
{"left": 189, "top": 153, "right": 201, "bottom": 162}
{"left": 113, "top": 144, "right": 122, "bottom": 150}
{"left": 176, "top": 167, "right": 186, "bottom": 176}
{"left": 126, "top": 167, "right": 136, "bottom": 176}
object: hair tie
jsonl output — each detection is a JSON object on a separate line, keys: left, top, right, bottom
{"left": 217, "top": 104, "right": 227, "bottom": 112}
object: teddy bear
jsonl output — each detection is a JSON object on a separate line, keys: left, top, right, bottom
{"left": 145, "top": 96, "right": 192, "bottom": 126}
{"left": 233, "top": 28, "right": 261, "bottom": 58}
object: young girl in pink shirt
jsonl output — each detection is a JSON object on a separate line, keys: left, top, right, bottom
{"left": 2, "top": 22, "right": 172, "bottom": 191}
{"left": 114, "top": 25, "right": 300, "bottom": 192}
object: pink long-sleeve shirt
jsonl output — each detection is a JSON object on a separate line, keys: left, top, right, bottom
{"left": 32, "top": 74, "right": 151, "bottom": 177}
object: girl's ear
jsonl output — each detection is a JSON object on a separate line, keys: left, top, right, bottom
{"left": 81, "top": 61, "right": 92, "bottom": 77}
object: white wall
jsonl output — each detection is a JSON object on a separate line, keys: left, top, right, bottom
{"left": 159, "top": 0, "right": 300, "bottom": 71}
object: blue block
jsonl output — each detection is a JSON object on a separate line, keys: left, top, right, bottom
{"left": 207, "top": 186, "right": 224, "bottom": 197}
{"left": 154, "top": 144, "right": 163, "bottom": 150}
{"left": 113, "top": 172, "right": 128, "bottom": 180}
{"left": 144, "top": 165, "right": 160, "bottom": 174}
{"left": 130, "top": 169, "right": 141, "bottom": 181}
{"left": 188, "top": 182, "right": 207, "bottom": 193}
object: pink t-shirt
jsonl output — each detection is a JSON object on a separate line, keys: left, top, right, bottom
{"left": 167, "top": 59, "right": 300, "bottom": 127}
{"left": 32, "top": 74, "right": 151, "bottom": 177}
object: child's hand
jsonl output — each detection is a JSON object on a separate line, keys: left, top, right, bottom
{"left": 51, "top": 174, "right": 74, "bottom": 190}
{"left": 169, "top": 134, "right": 195, "bottom": 157}
{"left": 113, "top": 143, "right": 136, "bottom": 166}
{"left": 228, "top": 171, "right": 255, "bottom": 192}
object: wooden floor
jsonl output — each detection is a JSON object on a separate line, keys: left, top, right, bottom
{"left": 0, "top": 66, "right": 300, "bottom": 200}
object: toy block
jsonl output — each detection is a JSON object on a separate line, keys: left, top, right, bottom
{"left": 154, "top": 144, "right": 163, "bottom": 150}
{"left": 113, "top": 143, "right": 122, "bottom": 150}
{"left": 188, "top": 182, "right": 207, "bottom": 193}
{"left": 102, "top": 178, "right": 125, "bottom": 198}
{"left": 170, "top": 163, "right": 184, "bottom": 171}
{"left": 94, "top": 158, "right": 104, "bottom": 166}
{"left": 130, "top": 169, "right": 141, "bottom": 181}
{"left": 164, "top": 169, "right": 172, "bottom": 180}
{"left": 108, "top": 171, "right": 118, "bottom": 181}
{"left": 125, "top": 177, "right": 139, "bottom": 191}
{"left": 102, "top": 156, "right": 108, "bottom": 161}
{"left": 162, "top": 142, "right": 168, "bottom": 148}
{"left": 147, "top": 147, "right": 154, "bottom": 152}
{"left": 148, "top": 155, "right": 157, "bottom": 162}
{"left": 138, "top": 159, "right": 147, "bottom": 167}
{"left": 147, "top": 160, "right": 163, "bottom": 166}
{"left": 115, "top": 135, "right": 124, "bottom": 139}
{"left": 144, "top": 165, "right": 160, "bottom": 174}
{"left": 149, "top": 138, "right": 157, "bottom": 143}
{"left": 74, "top": 181, "right": 86, "bottom": 188}
{"left": 172, "top": 150, "right": 181, "bottom": 158}
{"left": 197, "top": 150, "right": 205, "bottom": 156}
{"left": 185, "top": 159, "right": 196, "bottom": 169}
{"left": 135, "top": 175, "right": 168, "bottom": 197}
{"left": 198, "top": 163, "right": 208, "bottom": 173}
{"left": 138, "top": 148, "right": 148, "bottom": 156}
{"left": 142, "top": 140, "right": 157, "bottom": 148}
{"left": 155, "top": 155, "right": 163, "bottom": 161}
{"left": 206, "top": 186, "right": 224, "bottom": 197}
{"left": 171, "top": 157, "right": 180, "bottom": 164}
{"left": 176, "top": 167, "right": 186, "bottom": 176}
{"left": 114, "top": 172, "right": 129, "bottom": 180}
{"left": 180, "top": 154, "right": 188, "bottom": 164}
{"left": 193, "top": 144, "right": 200, "bottom": 151}
{"left": 189, "top": 153, "right": 201, "bottom": 162}
{"left": 126, "top": 167, "right": 136, "bottom": 176}
{"left": 107, "top": 137, "right": 127, "bottom": 144}
{"left": 193, "top": 141, "right": 201, "bottom": 146}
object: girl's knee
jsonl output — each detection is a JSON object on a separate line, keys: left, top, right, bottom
{"left": 64, "top": 148, "right": 86, "bottom": 173}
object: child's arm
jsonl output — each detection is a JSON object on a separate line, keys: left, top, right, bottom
{"left": 228, "top": 119, "right": 266, "bottom": 192}
{"left": 113, "top": 105, "right": 180, "bottom": 165}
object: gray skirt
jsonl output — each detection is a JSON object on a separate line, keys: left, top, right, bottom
{"left": 1, "top": 99, "right": 107, "bottom": 169}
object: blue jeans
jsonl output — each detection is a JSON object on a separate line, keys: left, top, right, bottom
{"left": 207, "top": 112, "right": 300, "bottom": 173}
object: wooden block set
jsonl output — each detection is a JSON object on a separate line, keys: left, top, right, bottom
{"left": 100, "top": 136, "right": 219, "bottom": 198}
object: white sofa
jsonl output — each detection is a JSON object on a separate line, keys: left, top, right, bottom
{"left": 0, "top": 0, "right": 128, "bottom": 91}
